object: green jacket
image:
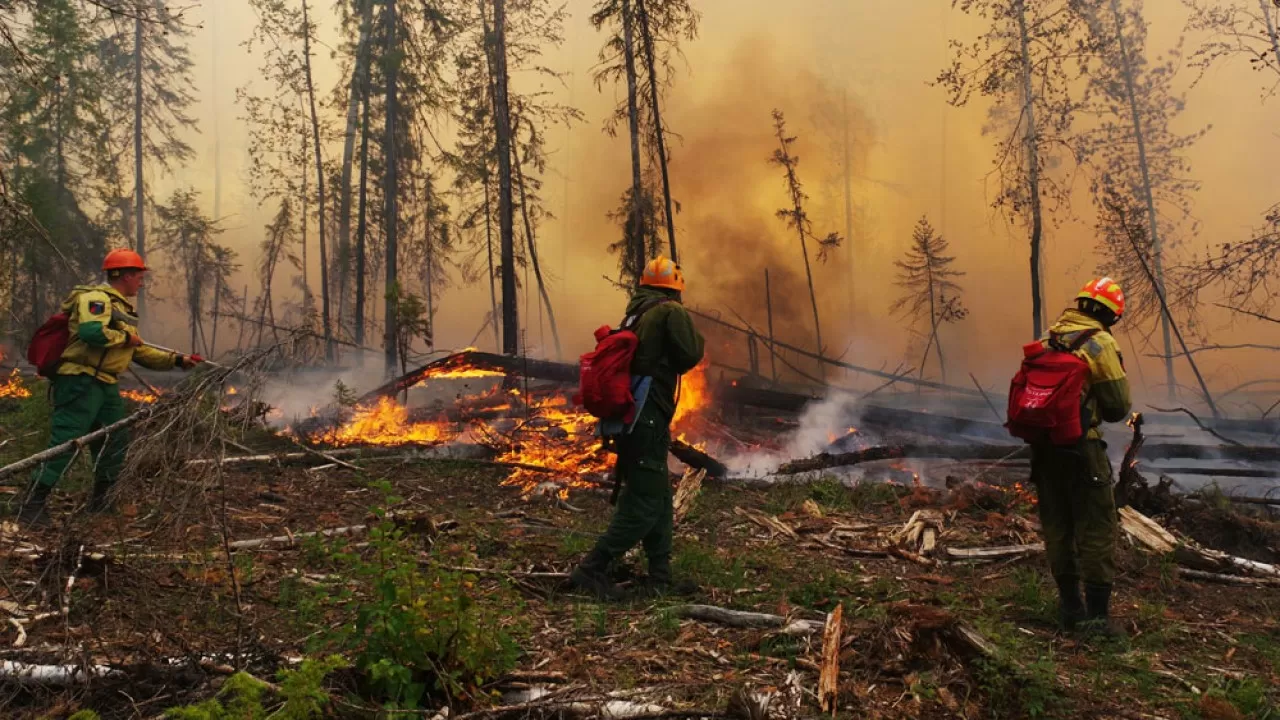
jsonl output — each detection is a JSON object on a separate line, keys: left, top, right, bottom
{"left": 1042, "top": 308, "right": 1132, "bottom": 440}
{"left": 58, "top": 285, "right": 178, "bottom": 384}
{"left": 627, "top": 286, "right": 705, "bottom": 421}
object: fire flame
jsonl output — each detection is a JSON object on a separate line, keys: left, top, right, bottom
{"left": 0, "top": 369, "right": 30, "bottom": 399}
{"left": 121, "top": 388, "right": 159, "bottom": 404}
{"left": 321, "top": 397, "right": 459, "bottom": 447}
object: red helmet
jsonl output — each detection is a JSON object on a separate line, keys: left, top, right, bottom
{"left": 1077, "top": 277, "right": 1125, "bottom": 319}
{"left": 103, "top": 248, "right": 147, "bottom": 272}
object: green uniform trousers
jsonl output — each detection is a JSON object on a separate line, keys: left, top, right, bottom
{"left": 594, "top": 404, "right": 673, "bottom": 564}
{"left": 1031, "top": 440, "right": 1117, "bottom": 586}
{"left": 33, "top": 374, "right": 128, "bottom": 490}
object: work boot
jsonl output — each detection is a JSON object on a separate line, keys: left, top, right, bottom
{"left": 634, "top": 555, "right": 699, "bottom": 598}
{"left": 86, "top": 482, "right": 116, "bottom": 515}
{"left": 1078, "top": 582, "right": 1124, "bottom": 639}
{"left": 569, "top": 548, "right": 625, "bottom": 601}
{"left": 1054, "top": 575, "right": 1086, "bottom": 632}
{"left": 15, "top": 484, "right": 52, "bottom": 529}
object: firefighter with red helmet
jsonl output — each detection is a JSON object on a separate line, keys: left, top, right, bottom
{"left": 15, "top": 249, "right": 203, "bottom": 527}
{"left": 1034, "top": 278, "right": 1132, "bottom": 636}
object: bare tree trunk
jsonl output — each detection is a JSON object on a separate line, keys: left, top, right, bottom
{"left": 635, "top": 0, "right": 677, "bottom": 263}
{"left": 1016, "top": 0, "right": 1045, "bottom": 340}
{"left": 134, "top": 12, "right": 146, "bottom": 319}
{"left": 301, "top": 0, "right": 333, "bottom": 362}
{"left": 776, "top": 135, "right": 825, "bottom": 379}
{"left": 337, "top": 0, "right": 375, "bottom": 332}
{"left": 424, "top": 173, "right": 434, "bottom": 343}
{"left": 492, "top": 0, "right": 519, "bottom": 356}
{"left": 484, "top": 179, "right": 500, "bottom": 352}
{"left": 384, "top": 0, "right": 400, "bottom": 375}
{"left": 301, "top": 129, "right": 310, "bottom": 303}
{"left": 622, "top": 0, "right": 646, "bottom": 279}
{"left": 354, "top": 37, "right": 373, "bottom": 349}
{"left": 1109, "top": 0, "right": 1175, "bottom": 401}
{"left": 210, "top": 277, "right": 221, "bottom": 357}
{"left": 842, "top": 90, "right": 855, "bottom": 317}
{"left": 512, "top": 133, "right": 562, "bottom": 359}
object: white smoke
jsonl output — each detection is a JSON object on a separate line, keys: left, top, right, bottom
{"left": 726, "top": 391, "right": 866, "bottom": 476}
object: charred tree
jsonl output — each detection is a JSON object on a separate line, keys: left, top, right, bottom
{"left": 621, "top": 0, "right": 646, "bottom": 280}
{"left": 892, "top": 216, "right": 968, "bottom": 384}
{"left": 769, "top": 109, "right": 842, "bottom": 377}
{"left": 492, "top": 0, "right": 519, "bottom": 356}
{"left": 300, "top": 0, "right": 333, "bottom": 362}
{"left": 383, "top": 0, "right": 400, "bottom": 374}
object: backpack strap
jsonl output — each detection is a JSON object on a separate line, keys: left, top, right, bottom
{"left": 619, "top": 297, "right": 675, "bottom": 331}
{"left": 1048, "top": 328, "right": 1101, "bottom": 353}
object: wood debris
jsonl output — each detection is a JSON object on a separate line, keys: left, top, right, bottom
{"left": 818, "top": 603, "right": 844, "bottom": 713}
{"left": 734, "top": 507, "right": 799, "bottom": 539}
{"left": 674, "top": 467, "right": 707, "bottom": 525}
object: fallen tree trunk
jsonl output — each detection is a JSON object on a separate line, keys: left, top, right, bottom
{"left": 669, "top": 439, "right": 727, "bottom": 478}
{"left": 360, "top": 351, "right": 579, "bottom": 404}
{"left": 1178, "top": 568, "right": 1280, "bottom": 587}
{"left": 944, "top": 544, "right": 1044, "bottom": 560}
{"left": 185, "top": 443, "right": 495, "bottom": 468}
{"left": 1120, "top": 505, "right": 1280, "bottom": 578}
{"left": 776, "top": 445, "right": 1030, "bottom": 475}
{"left": 668, "top": 604, "right": 821, "bottom": 635}
{"left": 859, "top": 405, "right": 1009, "bottom": 442}
{"left": 0, "top": 410, "right": 149, "bottom": 480}
{"left": 0, "top": 660, "right": 122, "bottom": 685}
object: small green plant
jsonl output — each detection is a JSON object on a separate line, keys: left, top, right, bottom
{"left": 333, "top": 380, "right": 358, "bottom": 408}
{"left": 672, "top": 545, "right": 748, "bottom": 591}
{"left": 651, "top": 606, "right": 682, "bottom": 640}
{"left": 1197, "top": 483, "right": 1234, "bottom": 512}
{"left": 160, "top": 657, "right": 347, "bottom": 719}
{"left": 847, "top": 480, "right": 905, "bottom": 510}
{"left": 558, "top": 532, "right": 594, "bottom": 556}
{"left": 1204, "top": 676, "right": 1274, "bottom": 718}
{"left": 1005, "top": 567, "right": 1055, "bottom": 623}
{"left": 67, "top": 712, "right": 101, "bottom": 720}
{"left": 165, "top": 672, "right": 270, "bottom": 719}
{"left": 789, "top": 568, "right": 853, "bottom": 611}
{"left": 299, "top": 494, "right": 523, "bottom": 709}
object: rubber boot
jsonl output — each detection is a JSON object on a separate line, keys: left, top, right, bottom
{"left": 86, "top": 482, "right": 116, "bottom": 515}
{"left": 569, "top": 548, "right": 625, "bottom": 601}
{"left": 1079, "top": 582, "right": 1123, "bottom": 639}
{"left": 635, "top": 554, "right": 699, "bottom": 599}
{"left": 1054, "top": 575, "right": 1086, "bottom": 632}
{"left": 15, "top": 484, "right": 52, "bottom": 529}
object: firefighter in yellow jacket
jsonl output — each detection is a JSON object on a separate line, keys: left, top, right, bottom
{"left": 1035, "top": 278, "right": 1132, "bottom": 636}
{"left": 16, "top": 250, "right": 203, "bottom": 527}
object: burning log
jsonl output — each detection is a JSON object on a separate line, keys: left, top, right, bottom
{"left": 669, "top": 439, "right": 727, "bottom": 477}
{"left": 775, "top": 445, "right": 1030, "bottom": 475}
{"left": 359, "top": 351, "right": 579, "bottom": 404}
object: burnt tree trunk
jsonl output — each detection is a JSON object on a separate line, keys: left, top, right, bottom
{"left": 1015, "top": 0, "right": 1045, "bottom": 340}
{"left": 622, "top": 0, "right": 647, "bottom": 279}
{"left": 492, "top": 0, "right": 519, "bottom": 355}
{"left": 384, "top": 0, "right": 400, "bottom": 375}
{"left": 337, "top": 0, "right": 375, "bottom": 333}
{"left": 301, "top": 0, "right": 333, "bottom": 362}
{"left": 635, "top": 0, "right": 677, "bottom": 263}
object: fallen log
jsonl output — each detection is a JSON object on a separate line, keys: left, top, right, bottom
{"left": 1178, "top": 568, "right": 1280, "bottom": 587}
{"left": 669, "top": 604, "right": 821, "bottom": 636}
{"left": 0, "top": 660, "right": 122, "bottom": 685}
{"left": 184, "top": 443, "right": 495, "bottom": 468}
{"left": 944, "top": 544, "right": 1044, "bottom": 560}
{"left": 360, "top": 351, "right": 579, "bottom": 404}
{"left": 859, "top": 405, "right": 1009, "bottom": 442}
{"left": 669, "top": 439, "right": 727, "bottom": 478}
{"left": 0, "top": 410, "right": 149, "bottom": 480}
{"left": 776, "top": 445, "right": 1030, "bottom": 475}
{"left": 1120, "top": 506, "right": 1280, "bottom": 578}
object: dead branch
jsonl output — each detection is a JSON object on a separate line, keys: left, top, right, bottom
{"left": 1214, "top": 303, "right": 1280, "bottom": 325}
{"left": 1148, "top": 406, "right": 1244, "bottom": 447}
{"left": 1178, "top": 568, "right": 1280, "bottom": 587}
{"left": 673, "top": 468, "right": 706, "bottom": 525}
{"left": 1144, "top": 343, "right": 1280, "bottom": 358}
{"left": 0, "top": 410, "right": 150, "bottom": 480}
{"left": 818, "top": 604, "right": 843, "bottom": 713}
{"left": 969, "top": 373, "right": 1003, "bottom": 422}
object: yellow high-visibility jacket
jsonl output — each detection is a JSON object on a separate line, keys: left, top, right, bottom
{"left": 57, "top": 285, "right": 178, "bottom": 384}
{"left": 1042, "top": 308, "right": 1132, "bottom": 440}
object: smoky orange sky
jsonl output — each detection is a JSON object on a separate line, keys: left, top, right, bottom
{"left": 145, "top": 0, "right": 1278, "bottom": 409}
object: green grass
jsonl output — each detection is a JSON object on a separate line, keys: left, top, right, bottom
{"left": 672, "top": 544, "right": 749, "bottom": 592}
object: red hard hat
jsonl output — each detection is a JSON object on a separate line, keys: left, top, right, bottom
{"left": 1077, "top": 277, "right": 1125, "bottom": 319}
{"left": 103, "top": 248, "right": 148, "bottom": 272}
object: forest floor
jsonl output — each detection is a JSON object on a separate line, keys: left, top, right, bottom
{"left": 0, "top": 390, "right": 1276, "bottom": 719}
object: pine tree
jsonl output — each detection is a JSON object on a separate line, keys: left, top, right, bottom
{"left": 892, "top": 217, "right": 968, "bottom": 383}
{"left": 769, "top": 109, "right": 842, "bottom": 376}
{"left": 154, "top": 189, "right": 234, "bottom": 355}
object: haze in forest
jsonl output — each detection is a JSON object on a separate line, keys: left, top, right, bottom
{"left": 36, "top": 0, "right": 1280, "bottom": 405}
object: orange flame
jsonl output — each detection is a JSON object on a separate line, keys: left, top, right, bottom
{"left": 0, "top": 369, "right": 30, "bottom": 399}
{"left": 120, "top": 388, "right": 159, "bottom": 404}
{"left": 321, "top": 397, "right": 458, "bottom": 447}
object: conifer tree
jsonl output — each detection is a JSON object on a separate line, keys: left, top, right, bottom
{"left": 892, "top": 216, "right": 968, "bottom": 383}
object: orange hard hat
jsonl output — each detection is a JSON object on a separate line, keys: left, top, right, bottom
{"left": 1077, "top": 277, "right": 1125, "bottom": 318}
{"left": 640, "top": 256, "right": 684, "bottom": 292}
{"left": 103, "top": 248, "right": 147, "bottom": 272}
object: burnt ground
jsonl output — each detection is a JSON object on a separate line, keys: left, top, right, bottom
{"left": 0, "top": 392, "right": 1276, "bottom": 719}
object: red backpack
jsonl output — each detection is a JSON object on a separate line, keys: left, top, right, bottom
{"left": 574, "top": 298, "right": 672, "bottom": 423}
{"left": 1006, "top": 329, "right": 1100, "bottom": 446}
{"left": 27, "top": 313, "right": 71, "bottom": 378}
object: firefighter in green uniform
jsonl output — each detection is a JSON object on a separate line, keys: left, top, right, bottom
{"left": 571, "top": 256, "right": 705, "bottom": 600}
{"left": 15, "top": 249, "right": 203, "bottom": 528}
{"left": 1034, "top": 277, "right": 1132, "bottom": 635}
